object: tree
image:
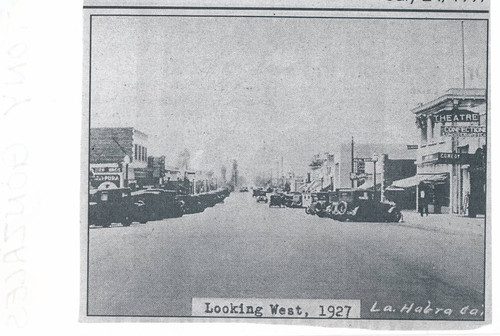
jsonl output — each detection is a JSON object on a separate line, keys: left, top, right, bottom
{"left": 221, "top": 166, "right": 227, "bottom": 185}
{"left": 231, "top": 160, "right": 239, "bottom": 187}
{"left": 177, "top": 148, "right": 191, "bottom": 170}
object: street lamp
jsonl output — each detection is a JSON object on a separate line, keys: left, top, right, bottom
{"left": 372, "top": 153, "right": 378, "bottom": 200}
{"left": 123, "top": 155, "right": 130, "bottom": 188}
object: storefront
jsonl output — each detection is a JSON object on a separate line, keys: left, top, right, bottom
{"left": 409, "top": 88, "right": 486, "bottom": 216}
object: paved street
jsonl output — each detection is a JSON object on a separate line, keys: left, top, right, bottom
{"left": 88, "top": 192, "right": 485, "bottom": 320}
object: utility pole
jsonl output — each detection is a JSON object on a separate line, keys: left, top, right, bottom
{"left": 351, "top": 137, "right": 355, "bottom": 188}
{"left": 281, "top": 156, "right": 284, "bottom": 187}
{"left": 461, "top": 21, "right": 466, "bottom": 90}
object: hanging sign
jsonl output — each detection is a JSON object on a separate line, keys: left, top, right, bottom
{"left": 441, "top": 125, "right": 486, "bottom": 137}
{"left": 422, "top": 152, "right": 475, "bottom": 164}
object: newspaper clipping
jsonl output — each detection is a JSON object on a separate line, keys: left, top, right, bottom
{"left": 81, "top": 0, "right": 490, "bottom": 329}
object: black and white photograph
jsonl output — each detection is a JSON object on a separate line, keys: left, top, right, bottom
{"left": 81, "top": 0, "right": 490, "bottom": 327}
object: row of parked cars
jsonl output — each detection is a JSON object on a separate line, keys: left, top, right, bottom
{"left": 304, "top": 189, "right": 403, "bottom": 222}
{"left": 253, "top": 188, "right": 303, "bottom": 208}
{"left": 89, "top": 187, "right": 230, "bottom": 228}
{"left": 253, "top": 187, "right": 402, "bottom": 223}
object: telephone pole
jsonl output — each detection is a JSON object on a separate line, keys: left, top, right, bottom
{"left": 351, "top": 137, "right": 355, "bottom": 188}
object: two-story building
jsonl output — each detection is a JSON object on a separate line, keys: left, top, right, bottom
{"left": 89, "top": 127, "right": 149, "bottom": 190}
{"left": 390, "top": 89, "right": 486, "bottom": 216}
{"left": 299, "top": 152, "right": 335, "bottom": 192}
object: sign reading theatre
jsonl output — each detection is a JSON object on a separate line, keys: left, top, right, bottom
{"left": 433, "top": 110, "right": 479, "bottom": 123}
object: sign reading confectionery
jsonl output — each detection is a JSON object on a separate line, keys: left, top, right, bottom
{"left": 441, "top": 125, "right": 486, "bottom": 137}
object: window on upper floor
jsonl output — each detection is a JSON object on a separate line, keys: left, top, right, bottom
{"left": 134, "top": 144, "right": 138, "bottom": 160}
{"left": 430, "top": 118, "right": 435, "bottom": 141}
{"left": 421, "top": 125, "right": 427, "bottom": 145}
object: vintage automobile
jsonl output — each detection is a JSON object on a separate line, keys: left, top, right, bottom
{"left": 289, "top": 192, "right": 303, "bottom": 208}
{"left": 176, "top": 194, "right": 205, "bottom": 214}
{"left": 305, "top": 192, "right": 330, "bottom": 217}
{"left": 302, "top": 193, "right": 313, "bottom": 210}
{"left": 239, "top": 186, "right": 249, "bottom": 192}
{"left": 216, "top": 189, "right": 230, "bottom": 203}
{"left": 133, "top": 189, "right": 184, "bottom": 221}
{"left": 252, "top": 188, "right": 264, "bottom": 197}
{"left": 256, "top": 195, "right": 268, "bottom": 203}
{"left": 283, "top": 194, "right": 293, "bottom": 207}
{"left": 329, "top": 189, "right": 402, "bottom": 222}
{"left": 89, "top": 188, "right": 138, "bottom": 227}
{"left": 269, "top": 194, "right": 284, "bottom": 207}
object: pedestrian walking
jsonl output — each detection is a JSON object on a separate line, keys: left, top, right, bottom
{"left": 418, "top": 182, "right": 429, "bottom": 217}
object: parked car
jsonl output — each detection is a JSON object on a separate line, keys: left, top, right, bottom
{"left": 253, "top": 188, "right": 264, "bottom": 197}
{"left": 254, "top": 189, "right": 267, "bottom": 197}
{"left": 269, "top": 194, "right": 284, "bottom": 207}
{"left": 283, "top": 194, "right": 293, "bottom": 207}
{"left": 133, "top": 189, "right": 184, "bottom": 221}
{"left": 239, "top": 186, "right": 249, "bottom": 192}
{"left": 176, "top": 194, "right": 205, "bottom": 214}
{"left": 329, "top": 189, "right": 402, "bottom": 222}
{"left": 89, "top": 188, "right": 137, "bottom": 227}
{"left": 286, "top": 192, "right": 303, "bottom": 208}
{"left": 306, "top": 192, "right": 330, "bottom": 217}
{"left": 257, "top": 195, "right": 268, "bottom": 203}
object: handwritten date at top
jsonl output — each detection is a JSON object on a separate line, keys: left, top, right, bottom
{"left": 388, "top": 0, "right": 484, "bottom": 4}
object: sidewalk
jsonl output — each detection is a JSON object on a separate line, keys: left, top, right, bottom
{"left": 399, "top": 210, "right": 485, "bottom": 236}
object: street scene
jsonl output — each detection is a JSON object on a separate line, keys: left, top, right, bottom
{"left": 89, "top": 191, "right": 485, "bottom": 319}
{"left": 86, "top": 15, "right": 488, "bottom": 320}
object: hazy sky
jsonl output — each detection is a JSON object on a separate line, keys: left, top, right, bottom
{"left": 90, "top": 16, "right": 487, "bottom": 179}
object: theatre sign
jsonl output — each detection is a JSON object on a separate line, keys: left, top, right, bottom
{"left": 432, "top": 109, "right": 479, "bottom": 123}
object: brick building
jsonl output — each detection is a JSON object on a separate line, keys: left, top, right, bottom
{"left": 89, "top": 127, "right": 149, "bottom": 189}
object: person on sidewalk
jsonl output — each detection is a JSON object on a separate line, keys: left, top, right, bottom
{"left": 418, "top": 182, "right": 429, "bottom": 217}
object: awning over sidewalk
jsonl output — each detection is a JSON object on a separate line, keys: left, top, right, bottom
{"left": 355, "top": 178, "right": 380, "bottom": 190}
{"left": 298, "top": 179, "right": 323, "bottom": 192}
{"left": 389, "top": 173, "right": 448, "bottom": 189}
{"left": 321, "top": 184, "right": 334, "bottom": 191}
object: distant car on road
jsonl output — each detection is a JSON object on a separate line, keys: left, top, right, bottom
{"left": 239, "top": 186, "right": 249, "bottom": 192}
{"left": 253, "top": 189, "right": 267, "bottom": 197}
{"left": 269, "top": 194, "right": 284, "bottom": 207}
{"left": 256, "top": 195, "right": 268, "bottom": 203}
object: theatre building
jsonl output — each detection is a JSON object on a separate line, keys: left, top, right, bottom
{"left": 390, "top": 89, "right": 486, "bottom": 216}
{"left": 89, "top": 127, "right": 149, "bottom": 190}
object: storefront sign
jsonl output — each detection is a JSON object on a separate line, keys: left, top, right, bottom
{"left": 92, "top": 166, "right": 122, "bottom": 173}
{"left": 91, "top": 174, "right": 121, "bottom": 188}
{"left": 422, "top": 152, "right": 474, "bottom": 165}
{"left": 441, "top": 125, "right": 486, "bottom": 137}
{"left": 433, "top": 110, "right": 479, "bottom": 123}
